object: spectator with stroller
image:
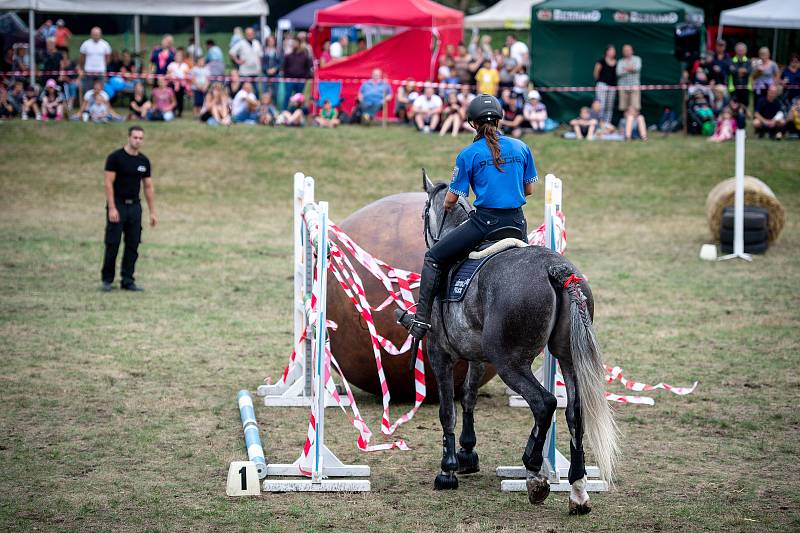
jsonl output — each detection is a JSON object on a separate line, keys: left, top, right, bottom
{"left": 617, "top": 44, "right": 641, "bottom": 115}
{"left": 412, "top": 84, "right": 443, "bottom": 133}
{"left": 356, "top": 68, "right": 391, "bottom": 123}
{"left": 315, "top": 99, "right": 340, "bottom": 128}
{"left": 593, "top": 45, "right": 617, "bottom": 127}
{"left": 753, "top": 84, "right": 785, "bottom": 140}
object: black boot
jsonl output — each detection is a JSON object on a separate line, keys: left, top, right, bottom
{"left": 395, "top": 258, "right": 443, "bottom": 341}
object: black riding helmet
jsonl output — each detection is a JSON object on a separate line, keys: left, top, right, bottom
{"left": 467, "top": 93, "right": 502, "bottom": 123}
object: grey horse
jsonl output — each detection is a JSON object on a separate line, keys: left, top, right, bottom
{"left": 416, "top": 175, "right": 619, "bottom": 514}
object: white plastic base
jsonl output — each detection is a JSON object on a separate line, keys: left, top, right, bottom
{"left": 497, "top": 449, "right": 608, "bottom": 492}
{"left": 263, "top": 479, "right": 371, "bottom": 492}
{"left": 263, "top": 444, "right": 370, "bottom": 493}
{"left": 257, "top": 383, "right": 350, "bottom": 407}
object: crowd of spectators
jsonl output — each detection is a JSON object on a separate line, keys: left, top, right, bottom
{"left": 1, "top": 21, "right": 798, "bottom": 142}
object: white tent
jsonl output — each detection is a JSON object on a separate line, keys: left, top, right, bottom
{"left": 465, "top": 0, "right": 545, "bottom": 29}
{"left": 718, "top": 0, "right": 800, "bottom": 54}
{"left": 0, "top": 0, "right": 269, "bottom": 85}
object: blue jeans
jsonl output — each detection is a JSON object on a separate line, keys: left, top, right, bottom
{"left": 282, "top": 81, "right": 306, "bottom": 109}
{"left": 361, "top": 101, "right": 383, "bottom": 117}
{"left": 234, "top": 109, "right": 259, "bottom": 123}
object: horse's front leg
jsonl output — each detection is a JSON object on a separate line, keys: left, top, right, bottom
{"left": 428, "top": 341, "right": 459, "bottom": 490}
{"left": 457, "top": 361, "right": 485, "bottom": 474}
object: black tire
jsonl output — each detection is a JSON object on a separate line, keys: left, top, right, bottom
{"left": 721, "top": 207, "right": 769, "bottom": 231}
{"left": 719, "top": 227, "right": 768, "bottom": 244}
{"left": 720, "top": 240, "right": 769, "bottom": 254}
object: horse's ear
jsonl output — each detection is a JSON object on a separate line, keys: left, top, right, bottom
{"left": 422, "top": 168, "right": 434, "bottom": 192}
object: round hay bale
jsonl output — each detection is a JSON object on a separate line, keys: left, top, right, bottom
{"left": 705, "top": 176, "right": 785, "bottom": 242}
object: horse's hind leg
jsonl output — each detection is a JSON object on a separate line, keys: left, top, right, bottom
{"left": 559, "top": 358, "right": 592, "bottom": 515}
{"left": 457, "top": 361, "right": 485, "bottom": 474}
{"left": 494, "top": 361, "right": 557, "bottom": 505}
{"left": 428, "top": 342, "right": 459, "bottom": 490}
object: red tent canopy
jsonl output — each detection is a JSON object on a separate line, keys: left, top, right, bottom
{"left": 311, "top": 0, "right": 464, "bottom": 116}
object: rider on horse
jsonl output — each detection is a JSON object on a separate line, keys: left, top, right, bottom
{"left": 397, "top": 94, "right": 538, "bottom": 345}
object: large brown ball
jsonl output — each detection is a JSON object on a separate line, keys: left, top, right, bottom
{"left": 327, "top": 192, "right": 496, "bottom": 402}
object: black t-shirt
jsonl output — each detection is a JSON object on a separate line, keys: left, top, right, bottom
{"left": 105, "top": 147, "right": 151, "bottom": 200}
{"left": 596, "top": 58, "right": 617, "bottom": 85}
{"left": 755, "top": 97, "right": 781, "bottom": 120}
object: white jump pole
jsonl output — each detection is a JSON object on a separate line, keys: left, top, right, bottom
{"left": 263, "top": 201, "right": 370, "bottom": 492}
{"left": 258, "top": 173, "right": 348, "bottom": 407}
{"left": 28, "top": 9, "right": 35, "bottom": 88}
{"left": 133, "top": 15, "right": 141, "bottom": 72}
{"left": 497, "top": 174, "right": 607, "bottom": 493}
{"left": 718, "top": 129, "right": 752, "bottom": 262}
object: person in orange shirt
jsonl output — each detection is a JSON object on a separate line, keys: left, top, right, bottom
{"left": 54, "top": 19, "right": 72, "bottom": 55}
{"left": 475, "top": 59, "right": 499, "bottom": 96}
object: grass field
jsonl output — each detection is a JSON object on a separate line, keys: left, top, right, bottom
{"left": 0, "top": 121, "right": 798, "bottom": 532}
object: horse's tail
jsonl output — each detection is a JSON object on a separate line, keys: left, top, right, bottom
{"left": 548, "top": 264, "right": 619, "bottom": 485}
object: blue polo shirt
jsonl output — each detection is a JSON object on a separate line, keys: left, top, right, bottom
{"left": 449, "top": 135, "right": 537, "bottom": 209}
{"left": 359, "top": 80, "right": 391, "bottom": 107}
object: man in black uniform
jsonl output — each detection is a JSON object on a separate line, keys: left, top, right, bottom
{"left": 101, "top": 125, "right": 157, "bottom": 291}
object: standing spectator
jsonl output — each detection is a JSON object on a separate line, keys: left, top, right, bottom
{"left": 13, "top": 45, "right": 30, "bottom": 73}
{"left": 711, "top": 84, "right": 729, "bottom": 116}
{"left": 230, "top": 27, "right": 263, "bottom": 82}
{"left": 394, "top": 78, "right": 418, "bottom": 122}
{"left": 128, "top": 82, "right": 151, "bottom": 120}
{"left": 412, "top": 84, "right": 443, "bottom": 133}
{"left": 356, "top": 68, "right": 392, "bottom": 123}
{"left": 54, "top": 19, "right": 72, "bottom": 55}
{"left": 329, "top": 34, "right": 349, "bottom": 60}
{"left": 506, "top": 34, "right": 529, "bottom": 70}
{"left": 257, "top": 91, "right": 278, "bottom": 125}
{"left": 728, "top": 42, "right": 751, "bottom": 105}
{"left": 500, "top": 88, "right": 525, "bottom": 137}
{"left": 41, "top": 39, "right": 62, "bottom": 84}
{"left": 319, "top": 41, "right": 333, "bottom": 68}
{"left": 230, "top": 27, "right": 244, "bottom": 50}
{"left": 513, "top": 65, "right": 529, "bottom": 97}
{"left": 40, "top": 78, "right": 64, "bottom": 120}
{"left": 439, "top": 92, "right": 463, "bottom": 137}
{"left": 753, "top": 85, "right": 786, "bottom": 139}
{"left": 148, "top": 76, "right": 177, "bottom": 121}
{"left": 190, "top": 56, "right": 210, "bottom": 118}
{"left": 58, "top": 53, "right": 79, "bottom": 111}
{"left": 453, "top": 44, "right": 473, "bottom": 88}
{"left": 0, "top": 84, "right": 16, "bottom": 119}
{"left": 38, "top": 19, "right": 56, "bottom": 40}
{"left": 616, "top": 44, "right": 641, "bottom": 114}
{"left": 475, "top": 59, "right": 499, "bottom": 97}
{"left": 751, "top": 47, "right": 780, "bottom": 101}
{"left": 437, "top": 55, "right": 459, "bottom": 93}
{"left": 232, "top": 81, "right": 259, "bottom": 123}
{"left": 522, "top": 89, "right": 547, "bottom": 132}
{"left": 1, "top": 48, "right": 14, "bottom": 75}
{"left": 262, "top": 35, "right": 283, "bottom": 95}
{"left": 297, "top": 32, "right": 312, "bottom": 57}
{"left": 101, "top": 126, "right": 157, "bottom": 292}
{"left": 593, "top": 45, "right": 617, "bottom": 127}
{"left": 79, "top": 27, "right": 112, "bottom": 93}
{"left": 569, "top": 106, "right": 597, "bottom": 140}
{"left": 205, "top": 39, "right": 225, "bottom": 78}
{"left": 166, "top": 48, "right": 190, "bottom": 117}
{"left": 709, "top": 40, "right": 732, "bottom": 86}
{"left": 781, "top": 54, "right": 800, "bottom": 105}
{"left": 469, "top": 34, "right": 493, "bottom": 59}
{"left": 314, "top": 99, "right": 340, "bottom": 128}
{"left": 150, "top": 35, "right": 175, "bottom": 78}
{"left": 281, "top": 42, "right": 313, "bottom": 109}
{"left": 186, "top": 37, "right": 203, "bottom": 62}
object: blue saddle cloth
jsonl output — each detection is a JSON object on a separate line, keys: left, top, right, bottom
{"left": 443, "top": 250, "right": 507, "bottom": 302}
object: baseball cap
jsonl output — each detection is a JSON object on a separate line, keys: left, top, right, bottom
{"left": 56, "top": 19, "right": 65, "bottom": 26}
{"left": 289, "top": 92, "right": 305, "bottom": 104}
{"left": 45, "top": 78, "right": 57, "bottom": 88}
{"left": 527, "top": 90, "right": 541, "bottom": 100}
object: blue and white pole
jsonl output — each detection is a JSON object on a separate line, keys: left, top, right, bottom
{"left": 237, "top": 390, "right": 267, "bottom": 479}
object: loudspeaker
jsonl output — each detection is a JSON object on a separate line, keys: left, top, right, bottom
{"left": 674, "top": 24, "right": 702, "bottom": 63}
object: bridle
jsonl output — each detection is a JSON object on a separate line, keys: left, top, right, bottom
{"left": 423, "top": 188, "right": 472, "bottom": 249}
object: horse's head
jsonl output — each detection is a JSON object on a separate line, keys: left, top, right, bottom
{"left": 421, "top": 168, "right": 473, "bottom": 249}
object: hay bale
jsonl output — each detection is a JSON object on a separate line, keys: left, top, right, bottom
{"left": 705, "top": 176, "right": 785, "bottom": 242}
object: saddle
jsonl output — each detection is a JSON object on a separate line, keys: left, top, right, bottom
{"left": 443, "top": 226, "right": 528, "bottom": 303}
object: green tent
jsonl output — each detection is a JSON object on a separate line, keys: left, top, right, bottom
{"left": 529, "top": 0, "right": 704, "bottom": 125}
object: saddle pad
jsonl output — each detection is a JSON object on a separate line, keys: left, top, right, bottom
{"left": 444, "top": 250, "right": 507, "bottom": 303}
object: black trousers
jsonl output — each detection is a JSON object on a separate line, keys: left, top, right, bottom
{"left": 426, "top": 207, "right": 527, "bottom": 268}
{"left": 102, "top": 201, "right": 142, "bottom": 285}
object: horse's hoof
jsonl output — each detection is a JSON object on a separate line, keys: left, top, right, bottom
{"left": 526, "top": 474, "right": 550, "bottom": 504}
{"left": 434, "top": 471, "right": 459, "bottom": 490}
{"left": 456, "top": 449, "right": 480, "bottom": 475}
{"left": 569, "top": 498, "right": 592, "bottom": 515}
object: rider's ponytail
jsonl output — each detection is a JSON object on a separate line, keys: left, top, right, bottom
{"left": 475, "top": 121, "right": 503, "bottom": 172}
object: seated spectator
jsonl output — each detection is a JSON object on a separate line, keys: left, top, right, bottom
{"left": 88, "top": 90, "right": 121, "bottom": 123}
{"left": 357, "top": 69, "right": 391, "bottom": 123}
{"left": 0, "top": 84, "right": 17, "bottom": 119}
{"left": 148, "top": 76, "right": 177, "bottom": 121}
{"left": 314, "top": 99, "right": 340, "bottom": 128}
{"left": 232, "top": 81, "right": 259, "bottom": 123}
{"left": 439, "top": 92, "right": 463, "bottom": 137}
{"left": 226, "top": 69, "right": 242, "bottom": 99}
{"left": 569, "top": 106, "right": 597, "bottom": 140}
{"left": 708, "top": 108, "right": 737, "bottom": 142}
{"left": 191, "top": 56, "right": 210, "bottom": 118}
{"left": 258, "top": 92, "right": 278, "bottom": 125}
{"left": 522, "top": 90, "right": 547, "bottom": 132}
{"left": 513, "top": 66, "right": 529, "bottom": 98}
{"left": 475, "top": 59, "right": 499, "bottom": 97}
{"left": 786, "top": 97, "right": 800, "bottom": 138}
{"left": 727, "top": 97, "right": 749, "bottom": 130}
{"left": 753, "top": 85, "right": 785, "bottom": 140}
{"left": 202, "top": 83, "right": 232, "bottom": 126}
{"left": 500, "top": 88, "right": 525, "bottom": 138}
{"left": 498, "top": 52, "right": 517, "bottom": 91}
{"left": 457, "top": 84, "right": 476, "bottom": 107}
{"left": 167, "top": 49, "right": 190, "bottom": 118}
{"left": 780, "top": 54, "right": 800, "bottom": 105}
{"left": 710, "top": 84, "right": 729, "bottom": 117}
{"left": 437, "top": 55, "right": 459, "bottom": 94}
{"left": 8, "top": 80, "right": 25, "bottom": 117}
{"left": 620, "top": 106, "right": 648, "bottom": 141}
{"left": 275, "top": 92, "right": 307, "bottom": 126}
{"left": 76, "top": 79, "right": 107, "bottom": 119}
{"left": 588, "top": 99, "right": 614, "bottom": 135}
{"left": 128, "top": 82, "right": 151, "bottom": 120}
{"left": 412, "top": 84, "right": 443, "bottom": 133}
{"left": 40, "top": 79, "right": 64, "bottom": 120}
{"left": 394, "top": 78, "right": 418, "bottom": 123}
{"left": 20, "top": 84, "right": 41, "bottom": 120}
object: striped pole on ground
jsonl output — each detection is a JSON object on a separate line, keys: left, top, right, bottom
{"left": 237, "top": 390, "right": 267, "bottom": 479}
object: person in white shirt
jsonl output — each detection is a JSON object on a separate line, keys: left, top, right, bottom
{"left": 229, "top": 27, "right": 263, "bottom": 77}
{"left": 413, "top": 85, "right": 443, "bottom": 133}
{"left": 329, "top": 35, "right": 349, "bottom": 60}
{"left": 232, "top": 82, "right": 259, "bottom": 123}
{"left": 79, "top": 27, "right": 112, "bottom": 93}
{"left": 506, "top": 35, "right": 529, "bottom": 72}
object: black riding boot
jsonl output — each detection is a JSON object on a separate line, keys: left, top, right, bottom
{"left": 395, "top": 258, "right": 443, "bottom": 341}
